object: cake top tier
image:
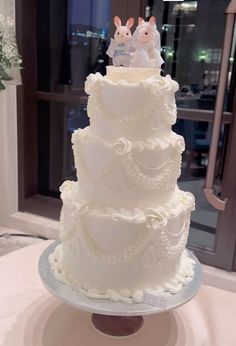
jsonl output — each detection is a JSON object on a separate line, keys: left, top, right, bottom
{"left": 106, "top": 66, "right": 160, "bottom": 83}
{"left": 85, "top": 69, "right": 179, "bottom": 142}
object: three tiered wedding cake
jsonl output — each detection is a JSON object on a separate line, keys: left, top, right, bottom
{"left": 49, "top": 16, "right": 195, "bottom": 303}
{"left": 49, "top": 65, "right": 195, "bottom": 303}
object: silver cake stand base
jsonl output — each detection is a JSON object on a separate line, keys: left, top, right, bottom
{"left": 38, "top": 241, "right": 202, "bottom": 338}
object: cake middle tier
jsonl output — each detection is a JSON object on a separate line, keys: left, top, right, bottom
{"left": 72, "top": 127, "right": 185, "bottom": 208}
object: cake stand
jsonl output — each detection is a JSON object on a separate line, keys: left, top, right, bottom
{"left": 38, "top": 241, "right": 202, "bottom": 338}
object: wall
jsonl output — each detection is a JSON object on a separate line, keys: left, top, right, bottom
{"left": 0, "top": 1, "right": 58, "bottom": 238}
{"left": 0, "top": 87, "right": 18, "bottom": 226}
{"left": 0, "top": 85, "right": 59, "bottom": 238}
{"left": 0, "top": 1, "right": 18, "bottom": 226}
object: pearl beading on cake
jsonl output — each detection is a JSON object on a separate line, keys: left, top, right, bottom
{"left": 88, "top": 90, "right": 177, "bottom": 130}
{"left": 58, "top": 181, "right": 194, "bottom": 263}
{"left": 73, "top": 133, "right": 182, "bottom": 190}
{"left": 72, "top": 128, "right": 185, "bottom": 153}
{"left": 74, "top": 141, "right": 117, "bottom": 182}
{"left": 159, "top": 220, "right": 190, "bottom": 259}
{"left": 113, "top": 136, "right": 181, "bottom": 189}
{"left": 161, "top": 94, "right": 177, "bottom": 125}
{"left": 49, "top": 245, "right": 196, "bottom": 303}
{"left": 86, "top": 73, "right": 178, "bottom": 131}
{"left": 123, "top": 154, "right": 181, "bottom": 190}
{"left": 59, "top": 181, "right": 195, "bottom": 223}
{"left": 88, "top": 91, "right": 156, "bottom": 129}
{"left": 79, "top": 215, "right": 190, "bottom": 263}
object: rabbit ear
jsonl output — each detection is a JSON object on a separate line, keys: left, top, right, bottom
{"left": 114, "top": 16, "right": 121, "bottom": 28}
{"left": 138, "top": 17, "right": 145, "bottom": 25}
{"left": 126, "top": 17, "right": 134, "bottom": 29}
{"left": 149, "top": 16, "right": 156, "bottom": 25}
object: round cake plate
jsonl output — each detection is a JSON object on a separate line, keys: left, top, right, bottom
{"left": 38, "top": 241, "right": 202, "bottom": 338}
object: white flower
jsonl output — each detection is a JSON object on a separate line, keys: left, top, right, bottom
{"left": 175, "top": 135, "right": 185, "bottom": 153}
{"left": 59, "top": 180, "right": 74, "bottom": 193}
{"left": 181, "top": 192, "right": 195, "bottom": 211}
{"left": 113, "top": 137, "right": 132, "bottom": 155}
{"left": 145, "top": 208, "right": 167, "bottom": 229}
{"left": 151, "top": 75, "right": 179, "bottom": 95}
{"left": 84, "top": 72, "right": 103, "bottom": 94}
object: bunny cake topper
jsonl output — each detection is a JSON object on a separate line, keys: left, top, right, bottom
{"left": 130, "top": 16, "right": 164, "bottom": 68}
{"left": 106, "top": 16, "right": 134, "bottom": 67}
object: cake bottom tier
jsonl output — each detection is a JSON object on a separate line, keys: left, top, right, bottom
{"left": 49, "top": 183, "right": 195, "bottom": 303}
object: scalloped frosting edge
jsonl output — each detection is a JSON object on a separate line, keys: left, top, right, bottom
{"left": 59, "top": 181, "right": 195, "bottom": 223}
{"left": 49, "top": 245, "right": 195, "bottom": 303}
{"left": 72, "top": 127, "right": 185, "bottom": 153}
{"left": 84, "top": 71, "right": 179, "bottom": 95}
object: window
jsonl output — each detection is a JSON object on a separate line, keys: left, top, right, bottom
{"left": 37, "top": 0, "right": 111, "bottom": 198}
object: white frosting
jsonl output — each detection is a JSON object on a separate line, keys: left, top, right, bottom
{"left": 50, "top": 67, "right": 195, "bottom": 303}
{"left": 72, "top": 127, "right": 184, "bottom": 208}
{"left": 106, "top": 66, "right": 160, "bottom": 83}
{"left": 86, "top": 67, "right": 178, "bottom": 142}
{"left": 50, "top": 245, "right": 195, "bottom": 303}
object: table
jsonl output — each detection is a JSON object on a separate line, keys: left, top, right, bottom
{"left": 0, "top": 241, "right": 236, "bottom": 346}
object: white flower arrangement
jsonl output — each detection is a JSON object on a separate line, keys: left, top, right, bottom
{"left": 0, "top": 14, "right": 22, "bottom": 91}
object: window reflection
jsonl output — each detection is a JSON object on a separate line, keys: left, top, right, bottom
{"left": 175, "top": 118, "right": 226, "bottom": 249}
{"left": 38, "top": 100, "right": 89, "bottom": 196}
{"left": 151, "top": 0, "right": 232, "bottom": 110}
{"left": 149, "top": 0, "right": 234, "bottom": 248}
{"left": 37, "top": 0, "right": 111, "bottom": 92}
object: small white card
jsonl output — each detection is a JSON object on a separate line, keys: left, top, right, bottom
{"left": 143, "top": 293, "right": 167, "bottom": 309}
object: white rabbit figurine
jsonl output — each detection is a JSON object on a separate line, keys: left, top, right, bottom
{"left": 130, "top": 16, "right": 164, "bottom": 68}
{"left": 106, "top": 16, "right": 134, "bottom": 67}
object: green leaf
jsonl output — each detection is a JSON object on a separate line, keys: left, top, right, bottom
{"left": 0, "top": 67, "right": 12, "bottom": 80}
{"left": 0, "top": 79, "right": 6, "bottom": 90}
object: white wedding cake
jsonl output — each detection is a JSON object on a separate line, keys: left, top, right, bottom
{"left": 49, "top": 66, "right": 195, "bottom": 303}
